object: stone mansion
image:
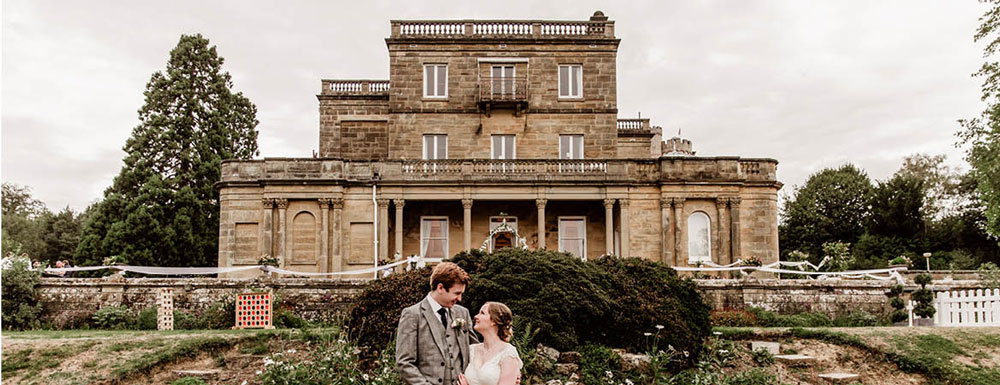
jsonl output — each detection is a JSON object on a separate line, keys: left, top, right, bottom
{"left": 216, "top": 12, "right": 782, "bottom": 277}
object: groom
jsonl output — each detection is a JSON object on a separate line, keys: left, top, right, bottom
{"left": 396, "top": 262, "right": 478, "bottom": 385}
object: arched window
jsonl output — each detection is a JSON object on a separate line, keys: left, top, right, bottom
{"left": 688, "top": 212, "right": 711, "bottom": 263}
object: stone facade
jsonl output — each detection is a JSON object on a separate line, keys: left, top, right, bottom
{"left": 217, "top": 12, "right": 783, "bottom": 277}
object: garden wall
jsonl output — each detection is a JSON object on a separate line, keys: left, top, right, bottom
{"left": 36, "top": 276, "right": 986, "bottom": 323}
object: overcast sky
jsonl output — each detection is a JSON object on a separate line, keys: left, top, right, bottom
{"left": 1, "top": 1, "right": 989, "bottom": 212}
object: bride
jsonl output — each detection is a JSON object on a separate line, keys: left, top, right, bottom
{"left": 458, "top": 302, "right": 522, "bottom": 385}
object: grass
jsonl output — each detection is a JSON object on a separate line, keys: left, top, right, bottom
{"left": 715, "top": 326, "right": 1000, "bottom": 385}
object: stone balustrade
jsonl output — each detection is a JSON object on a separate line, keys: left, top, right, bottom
{"left": 221, "top": 157, "right": 779, "bottom": 185}
{"left": 321, "top": 79, "right": 390, "bottom": 96}
{"left": 390, "top": 19, "right": 615, "bottom": 39}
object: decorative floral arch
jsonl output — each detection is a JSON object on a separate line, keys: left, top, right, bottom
{"left": 479, "top": 220, "right": 529, "bottom": 251}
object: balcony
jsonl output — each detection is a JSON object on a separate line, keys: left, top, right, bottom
{"left": 477, "top": 76, "right": 528, "bottom": 116}
{"left": 616, "top": 118, "right": 654, "bottom": 137}
{"left": 320, "top": 79, "right": 390, "bottom": 97}
{"left": 389, "top": 18, "right": 615, "bottom": 40}
{"left": 221, "top": 157, "right": 779, "bottom": 187}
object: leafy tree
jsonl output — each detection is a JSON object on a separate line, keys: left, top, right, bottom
{"left": 960, "top": 0, "right": 1000, "bottom": 241}
{"left": 39, "top": 207, "right": 84, "bottom": 264}
{"left": 2, "top": 182, "right": 48, "bottom": 258}
{"left": 870, "top": 174, "right": 925, "bottom": 239}
{"left": 894, "top": 153, "right": 960, "bottom": 219}
{"left": 779, "top": 164, "right": 873, "bottom": 263}
{"left": 76, "top": 34, "right": 259, "bottom": 268}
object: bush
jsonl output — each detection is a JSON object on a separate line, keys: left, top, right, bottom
{"left": 1, "top": 255, "right": 44, "bottom": 330}
{"left": 92, "top": 306, "right": 136, "bottom": 330}
{"left": 347, "top": 267, "right": 431, "bottom": 354}
{"left": 832, "top": 310, "right": 882, "bottom": 327}
{"left": 711, "top": 309, "right": 758, "bottom": 327}
{"left": 170, "top": 377, "right": 207, "bottom": 385}
{"left": 723, "top": 368, "right": 780, "bottom": 385}
{"left": 348, "top": 249, "right": 712, "bottom": 371}
{"left": 751, "top": 348, "right": 774, "bottom": 366}
{"left": 912, "top": 273, "right": 936, "bottom": 319}
{"left": 275, "top": 308, "right": 308, "bottom": 329}
{"left": 137, "top": 307, "right": 158, "bottom": 330}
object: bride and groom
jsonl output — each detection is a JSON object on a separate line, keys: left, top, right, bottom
{"left": 396, "top": 262, "right": 522, "bottom": 385}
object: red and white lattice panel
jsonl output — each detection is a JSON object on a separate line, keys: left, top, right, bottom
{"left": 235, "top": 292, "right": 274, "bottom": 329}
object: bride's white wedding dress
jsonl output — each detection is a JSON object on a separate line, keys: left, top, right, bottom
{"left": 464, "top": 342, "right": 523, "bottom": 385}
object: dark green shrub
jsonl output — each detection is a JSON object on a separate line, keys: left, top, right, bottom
{"left": 888, "top": 284, "right": 908, "bottom": 323}
{"left": 912, "top": 273, "right": 936, "bottom": 319}
{"left": 203, "top": 301, "right": 236, "bottom": 329}
{"left": 751, "top": 348, "right": 774, "bottom": 366}
{"left": 170, "top": 377, "right": 207, "bottom": 385}
{"left": 92, "top": 306, "right": 135, "bottom": 329}
{"left": 347, "top": 267, "right": 431, "bottom": 354}
{"left": 137, "top": 307, "right": 158, "bottom": 330}
{"left": 889, "top": 284, "right": 905, "bottom": 296}
{"left": 274, "top": 308, "right": 307, "bottom": 329}
{"left": 588, "top": 255, "right": 711, "bottom": 365}
{"left": 711, "top": 309, "right": 758, "bottom": 327}
{"left": 174, "top": 310, "right": 202, "bottom": 329}
{"left": 890, "top": 297, "right": 906, "bottom": 309}
{"left": 1, "top": 256, "right": 43, "bottom": 330}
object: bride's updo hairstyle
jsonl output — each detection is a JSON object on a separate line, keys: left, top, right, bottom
{"left": 486, "top": 302, "right": 514, "bottom": 342}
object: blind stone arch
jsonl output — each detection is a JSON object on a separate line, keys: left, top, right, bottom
{"left": 292, "top": 211, "right": 317, "bottom": 264}
{"left": 687, "top": 211, "right": 711, "bottom": 263}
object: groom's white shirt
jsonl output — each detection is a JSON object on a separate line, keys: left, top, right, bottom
{"left": 426, "top": 293, "right": 450, "bottom": 322}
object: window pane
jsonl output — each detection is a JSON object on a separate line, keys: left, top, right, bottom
{"left": 576, "top": 66, "right": 584, "bottom": 96}
{"left": 505, "top": 136, "right": 515, "bottom": 159}
{"left": 573, "top": 135, "right": 583, "bottom": 159}
{"left": 428, "top": 220, "right": 444, "bottom": 237}
{"left": 564, "top": 240, "right": 583, "bottom": 258}
{"left": 425, "top": 66, "right": 434, "bottom": 96}
{"left": 426, "top": 239, "right": 446, "bottom": 258}
{"left": 559, "top": 136, "right": 570, "bottom": 159}
{"left": 423, "top": 136, "right": 431, "bottom": 159}
{"left": 492, "top": 136, "right": 501, "bottom": 159}
{"left": 437, "top": 66, "right": 447, "bottom": 96}
{"left": 437, "top": 136, "right": 447, "bottom": 159}
{"left": 559, "top": 66, "right": 569, "bottom": 96}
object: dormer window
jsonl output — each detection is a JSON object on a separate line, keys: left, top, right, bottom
{"left": 558, "top": 64, "right": 582, "bottom": 98}
{"left": 424, "top": 64, "right": 448, "bottom": 98}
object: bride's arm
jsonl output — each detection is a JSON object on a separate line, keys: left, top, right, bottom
{"left": 497, "top": 357, "right": 521, "bottom": 385}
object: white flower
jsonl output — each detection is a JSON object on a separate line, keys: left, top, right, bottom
{"left": 241, "top": 381, "right": 248, "bottom": 385}
{"left": 255, "top": 370, "right": 262, "bottom": 375}
{"left": 644, "top": 332, "right": 652, "bottom": 336}
{"left": 625, "top": 380, "right": 634, "bottom": 385}
{"left": 363, "top": 373, "right": 370, "bottom": 381}
{"left": 452, "top": 317, "right": 467, "bottom": 329}
{"left": 263, "top": 357, "right": 275, "bottom": 366}
{"left": 605, "top": 370, "right": 613, "bottom": 378}
{"left": 655, "top": 325, "right": 664, "bottom": 330}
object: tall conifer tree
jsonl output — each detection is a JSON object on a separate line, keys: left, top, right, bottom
{"left": 77, "top": 34, "right": 258, "bottom": 267}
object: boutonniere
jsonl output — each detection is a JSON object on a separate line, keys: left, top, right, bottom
{"left": 452, "top": 317, "right": 467, "bottom": 329}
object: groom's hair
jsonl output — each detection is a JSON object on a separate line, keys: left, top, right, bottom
{"left": 430, "top": 262, "right": 470, "bottom": 290}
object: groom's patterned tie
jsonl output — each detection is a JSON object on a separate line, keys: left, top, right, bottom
{"left": 438, "top": 308, "right": 448, "bottom": 328}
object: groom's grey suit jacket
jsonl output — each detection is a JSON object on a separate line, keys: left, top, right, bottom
{"left": 396, "top": 297, "right": 478, "bottom": 385}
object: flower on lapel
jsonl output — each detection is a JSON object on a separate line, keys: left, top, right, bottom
{"left": 452, "top": 317, "right": 467, "bottom": 329}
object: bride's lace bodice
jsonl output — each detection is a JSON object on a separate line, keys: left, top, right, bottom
{"left": 464, "top": 342, "right": 522, "bottom": 385}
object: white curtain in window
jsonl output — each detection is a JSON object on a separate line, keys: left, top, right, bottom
{"left": 559, "top": 218, "right": 586, "bottom": 259}
{"left": 688, "top": 212, "right": 711, "bottom": 261}
{"left": 421, "top": 218, "right": 447, "bottom": 259}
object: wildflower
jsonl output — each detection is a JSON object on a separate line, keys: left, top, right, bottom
{"left": 606, "top": 370, "right": 613, "bottom": 378}
{"left": 287, "top": 348, "right": 297, "bottom": 354}
{"left": 263, "top": 357, "right": 275, "bottom": 366}
{"left": 644, "top": 332, "right": 652, "bottom": 336}
{"left": 625, "top": 380, "right": 634, "bottom": 385}
{"left": 255, "top": 370, "right": 262, "bottom": 375}
{"left": 655, "top": 325, "right": 664, "bottom": 330}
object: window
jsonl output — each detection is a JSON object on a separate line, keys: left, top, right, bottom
{"left": 559, "top": 217, "right": 587, "bottom": 260}
{"left": 488, "top": 216, "right": 517, "bottom": 252}
{"left": 558, "top": 64, "right": 582, "bottom": 98}
{"left": 420, "top": 217, "right": 449, "bottom": 260}
{"left": 491, "top": 65, "right": 515, "bottom": 96}
{"left": 424, "top": 64, "right": 448, "bottom": 98}
{"left": 559, "top": 135, "right": 583, "bottom": 160}
{"left": 491, "top": 135, "right": 516, "bottom": 160}
{"left": 688, "top": 212, "right": 711, "bottom": 263}
{"left": 423, "top": 135, "right": 448, "bottom": 160}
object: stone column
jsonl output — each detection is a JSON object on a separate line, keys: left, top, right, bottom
{"left": 395, "top": 199, "right": 405, "bottom": 257}
{"left": 603, "top": 199, "right": 615, "bottom": 256}
{"left": 462, "top": 199, "right": 473, "bottom": 251}
{"left": 318, "top": 199, "right": 331, "bottom": 272}
{"left": 331, "top": 198, "right": 344, "bottom": 272}
{"left": 716, "top": 198, "right": 731, "bottom": 266}
{"left": 377, "top": 198, "right": 390, "bottom": 261}
{"left": 660, "top": 198, "right": 672, "bottom": 264}
{"left": 261, "top": 199, "right": 274, "bottom": 258}
{"left": 275, "top": 199, "right": 288, "bottom": 268}
{"left": 619, "top": 198, "right": 630, "bottom": 257}
{"left": 729, "top": 197, "right": 742, "bottom": 260}
{"left": 536, "top": 199, "right": 547, "bottom": 249}
{"left": 673, "top": 198, "right": 686, "bottom": 264}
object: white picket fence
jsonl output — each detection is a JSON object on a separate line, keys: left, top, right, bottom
{"left": 931, "top": 289, "right": 1000, "bottom": 327}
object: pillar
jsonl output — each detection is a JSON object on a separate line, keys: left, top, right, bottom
{"left": 619, "top": 198, "right": 630, "bottom": 257}
{"left": 673, "top": 198, "right": 685, "bottom": 264}
{"left": 462, "top": 199, "right": 473, "bottom": 251}
{"left": 536, "top": 199, "right": 547, "bottom": 249}
{"left": 261, "top": 198, "right": 274, "bottom": 258}
{"left": 332, "top": 198, "right": 344, "bottom": 272}
{"left": 660, "top": 198, "right": 672, "bottom": 264}
{"left": 716, "top": 198, "right": 730, "bottom": 265}
{"left": 603, "top": 199, "right": 615, "bottom": 256}
{"left": 275, "top": 199, "right": 288, "bottom": 268}
{"left": 377, "top": 198, "right": 390, "bottom": 261}
{"left": 395, "top": 199, "right": 405, "bottom": 257}
{"left": 729, "top": 197, "right": 742, "bottom": 260}
{"left": 319, "top": 199, "right": 331, "bottom": 272}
